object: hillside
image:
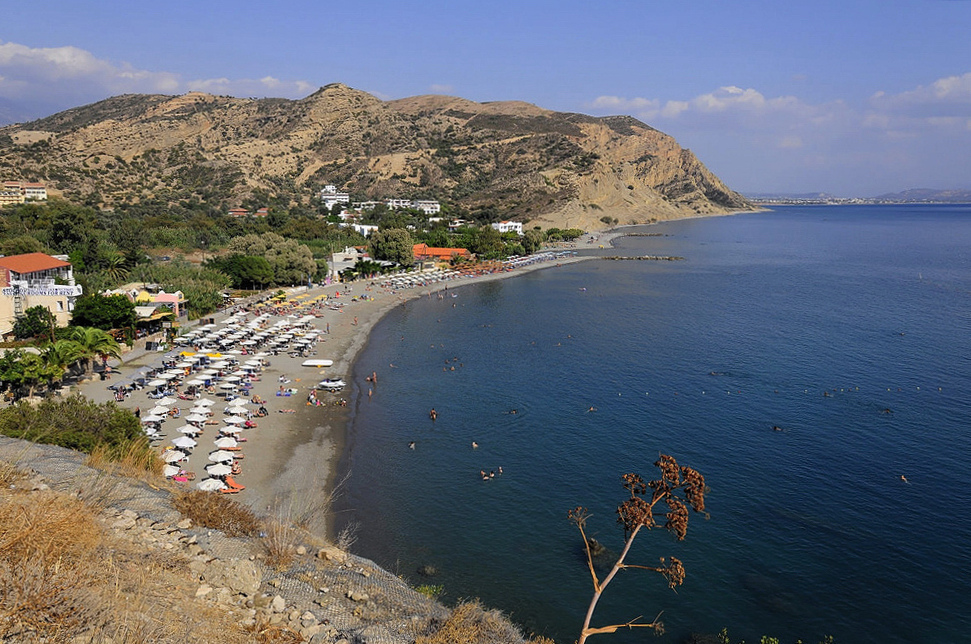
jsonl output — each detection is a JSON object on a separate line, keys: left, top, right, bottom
{"left": 0, "top": 84, "right": 751, "bottom": 229}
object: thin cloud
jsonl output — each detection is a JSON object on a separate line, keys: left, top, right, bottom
{"left": 0, "top": 40, "right": 314, "bottom": 120}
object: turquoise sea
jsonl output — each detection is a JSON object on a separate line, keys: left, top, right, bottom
{"left": 335, "top": 205, "right": 971, "bottom": 643}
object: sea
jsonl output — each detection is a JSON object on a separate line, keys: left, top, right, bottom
{"left": 334, "top": 204, "right": 971, "bottom": 644}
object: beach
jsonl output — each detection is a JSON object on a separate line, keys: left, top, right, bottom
{"left": 79, "top": 251, "right": 593, "bottom": 533}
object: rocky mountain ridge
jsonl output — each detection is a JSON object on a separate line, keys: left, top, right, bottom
{"left": 0, "top": 84, "right": 751, "bottom": 229}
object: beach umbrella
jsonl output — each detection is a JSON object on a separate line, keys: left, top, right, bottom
{"left": 223, "top": 375, "right": 241, "bottom": 382}
{"left": 175, "top": 425, "right": 199, "bottom": 434}
{"left": 149, "top": 405, "right": 169, "bottom": 415}
{"left": 186, "top": 414, "right": 208, "bottom": 423}
{"left": 196, "top": 398, "right": 216, "bottom": 406}
{"left": 141, "top": 415, "right": 165, "bottom": 423}
{"left": 196, "top": 478, "right": 227, "bottom": 491}
{"left": 205, "top": 463, "right": 232, "bottom": 476}
{"left": 148, "top": 379, "right": 166, "bottom": 387}
{"left": 208, "top": 450, "right": 235, "bottom": 463}
{"left": 162, "top": 450, "right": 187, "bottom": 463}
{"left": 218, "top": 383, "right": 236, "bottom": 390}
{"left": 186, "top": 379, "right": 206, "bottom": 386}
{"left": 171, "top": 436, "right": 197, "bottom": 449}
{"left": 226, "top": 405, "right": 249, "bottom": 415}
{"left": 223, "top": 416, "right": 245, "bottom": 424}
{"left": 213, "top": 436, "right": 238, "bottom": 448}
{"left": 218, "top": 425, "right": 242, "bottom": 435}
{"left": 157, "top": 396, "right": 178, "bottom": 406}
{"left": 157, "top": 373, "right": 177, "bottom": 381}
{"left": 162, "top": 464, "right": 181, "bottom": 477}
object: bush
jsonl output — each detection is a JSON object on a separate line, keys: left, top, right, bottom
{"left": 173, "top": 490, "right": 261, "bottom": 537}
{"left": 0, "top": 395, "right": 153, "bottom": 467}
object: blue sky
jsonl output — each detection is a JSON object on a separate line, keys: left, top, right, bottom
{"left": 2, "top": 0, "right": 969, "bottom": 196}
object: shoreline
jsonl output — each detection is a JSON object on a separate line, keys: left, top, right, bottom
{"left": 76, "top": 251, "right": 593, "bottom": 536}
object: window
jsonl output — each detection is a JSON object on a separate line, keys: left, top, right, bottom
{"left": 56, "top": 300, "right": 64, "bottom": 312}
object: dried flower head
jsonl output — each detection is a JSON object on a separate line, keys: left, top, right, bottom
{"left": 664, "top": 496, "right": 689, "bottom": 540}
{"left": 568, "top": 506, "right": 590, "bottom": 529}
{"left": 621, "top": 473, "right": 647, "bottom": 497}
{"left": 616, "top": 496, "right": 654, "bottom": 534}
{"left": 659, "top": 556, "right": 686, "bottom": 589}
{"left": 655, "top": 454, "right": 681, "bottom": 486}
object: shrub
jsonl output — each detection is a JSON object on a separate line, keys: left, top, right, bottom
{"left": 173, "top": 490, "right": 261, "bottom": 537}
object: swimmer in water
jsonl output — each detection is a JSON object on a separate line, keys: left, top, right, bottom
{"left": 472, "top": 441, "right": 478, "bottom": 449}
{"left": 409, "top": 441, "right": 416, "bottom": 450}
{"left": 900, "top": 475, "right": 909, "bottom": 483}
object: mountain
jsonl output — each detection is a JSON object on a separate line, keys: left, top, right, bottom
{"left": 873, "top": 188, "right": 971, "bottom": 203}
{"left": 0, "top": 84, "right": 751, "bottom": 229}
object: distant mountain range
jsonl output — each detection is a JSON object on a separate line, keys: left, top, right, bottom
{"left": 748, "top": 189, "right": 971, "bottom": 204}
{"left": 0, "top": 84, "right": 752, "bottom": 230}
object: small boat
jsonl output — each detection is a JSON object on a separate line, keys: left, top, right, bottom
{"left": 315, "top": 378, "right": 346, "bottom": 391}
{"left": 301, "top": 359, "right": 334, "bottom": 368}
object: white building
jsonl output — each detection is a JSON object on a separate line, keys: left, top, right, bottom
{"left": 0, "top": 253, "right": 82, "bottom": 335}
{"left": 491, "top": 220, "right": 524, "bottom": 235}
{"left": 340, "top": 223, "right": 379, "bottom": 237}
{"left": 319, "top": 184, "right": 350, "bottom": 210}
{"left": 412, "top": 200, "right": 441, "bottom": 215}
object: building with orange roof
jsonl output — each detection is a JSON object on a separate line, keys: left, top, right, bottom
{"left": 0, "top": 253, "right": 82, "bottom": 334}
{"left": 412, "top": 243, "right": 472, "bottom": 265}
{"left": 0, "top": 181, "right": 48, "bottom": 207}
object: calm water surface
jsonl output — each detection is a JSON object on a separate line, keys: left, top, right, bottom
{"left": 335, "top": 205, "right": 971, "bottom": 643}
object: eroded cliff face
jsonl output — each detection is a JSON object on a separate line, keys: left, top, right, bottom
{"left": 0, "top": 84, "right": 751, "bottom": 226}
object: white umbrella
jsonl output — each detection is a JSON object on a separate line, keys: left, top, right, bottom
{"left": 162, "top": 464, "right": 181, "bottom": 477}
{"left": 175, "top": 425, "right": 200, "bottom": 434}
{"left": 205, "top": 463, "right": 232, "bottom": 476}
{"left": 208, "top": 450, "right": 235, "bottom": 463}
{"left": 218, "top": 383, "right": 236, "bottom": 390}
{"left": 186, "top": 379, "right": 206, "bottom": 386}
{"left": 171, "top": 436, "right": 197, "bottom": 449}
{"left": 188, "top": 407, "right": 211, "bottom": 416}
{"left": 157, "top": 396, "right": 178, "bottom": 406}
{"left": 149, "top": 405, "right": 169, "bottom": 415}
{"left": 218, "top": 426, "right": 242, "bottom": 435}
{"left": 176, "top": 361, "right": 194, "bottom": 368}
{"left": 226, "top": 405, "right": 249, "bottom": 415}
{"left": 148, "top": 379, "right": 167, "bottom": 387}
{"left": 196, "top": 398, "right": 216, "bottom": 406}
{"left": 213, "top": 436, "right": 238, "bottom": 448}
{"left": 162, "top": 450, "right": 187, "bottom": 463}
{"left": 142, "top": 415, "right": 165, "bottom": 423}
{"left": 186, "top": 414, "right": 208, "bottom": 423}
{"left": 158, "top": 373, "right": 177, "bottom": 381}
{"left": 196, "top": 478, "right": 227, "bottom": 491}
{"left": 223, "top": 375, "right": 241, "bottom": 382}
{"left": 223, "top": 416, "right": 245, "bottom": 424}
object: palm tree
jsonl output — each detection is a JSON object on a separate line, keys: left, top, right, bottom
{"left": 68, "top": 326, "right": 122, "bottom": 377}
{"left": 42, "top": 339, "right": 84, "bottom": 389}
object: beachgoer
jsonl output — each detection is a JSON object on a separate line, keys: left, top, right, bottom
{"left": 429, "top": 408, "right": 437, "bottom": 421}
{"left": 472, "top": 441, "right": 478, "bottom": 449}
{"left": 409, "top": 441, "right": 416, "bottom": 450}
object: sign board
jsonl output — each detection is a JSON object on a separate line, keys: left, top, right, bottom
{"left": 2, "top": 285, "right": 83, "bottom": 297}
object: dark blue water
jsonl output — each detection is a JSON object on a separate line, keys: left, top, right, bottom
{"left": 335, "top": 205, "right": 971, "bottom": 643}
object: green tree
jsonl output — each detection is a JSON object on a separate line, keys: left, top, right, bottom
{"left": 368, "top": 228, "right": 414, "bottom": 266}
{"left": 523, "top": 228, "right": 546, "bottom": 254}
{"left": 12, "top": 306, "right": 57, "bottom": 341}
{"left": 70, "top": 294, "right": 136, "bottom": 331}
{"left": 211, "top": 255, "right": 275, "bottom": 289}
{"left": 0, "top": 235, "right": 46, "bottom": 257}
{"left": 0, "top": 349, "right": 61, "bottom": 399}
{"left": 68, "top": 326, "right": 122, "bottom": 377}
{"left": 472, "top": 225, "right": 504, "bottom": 259}
{"left": 227, "top": 232, "right": 317, "bottom": 286}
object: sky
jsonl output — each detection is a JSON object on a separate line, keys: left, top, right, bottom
{"left": 1, "top": 0, "right": 969, "bottom": 197}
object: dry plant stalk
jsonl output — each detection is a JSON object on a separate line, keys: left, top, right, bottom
{"left": 568, "top": 454, "right": 708, "bottom": 643}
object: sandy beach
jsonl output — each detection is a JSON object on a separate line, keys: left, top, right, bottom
{"left": 78, "top": 251, "right": 593, "bottom": 534}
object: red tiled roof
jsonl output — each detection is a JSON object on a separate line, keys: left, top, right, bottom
{"left": 413, "top": 243, "right": 471, "bottom": 259}
{"left": 0, "top": 253, "right": 70, "bottom": 274}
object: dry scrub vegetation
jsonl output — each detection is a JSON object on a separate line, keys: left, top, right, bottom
{"left": 0, "top": 463, "right": 274, "bottom": 643}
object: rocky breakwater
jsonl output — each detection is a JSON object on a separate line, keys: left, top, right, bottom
{"left": 0, "top": 436, "right": 544, "bottom": 644}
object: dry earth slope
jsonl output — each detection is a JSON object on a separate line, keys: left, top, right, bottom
{"left": 0, "top": 83, "right": 751, "bottom": 228}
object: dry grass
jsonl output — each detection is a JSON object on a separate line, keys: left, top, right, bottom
{"left": 241, "top": 614, "right": 306, "bottom": 643}
{"left": 414, "top": 600, "right": 556, "bottom": 644}
{"left": 87, "top": 438, "right": 166, "bottom": 479}
{"left": 0, "top": 484, "right": 258, "bottom": 643}
{"left": 173, "top": 490, "right": 261, "bottom": 537}
{"left": 262, "top": 517, "right": 298, "bottom": 569}
{"left": 0, "top": 459, "right": 28, "bottom": 487}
